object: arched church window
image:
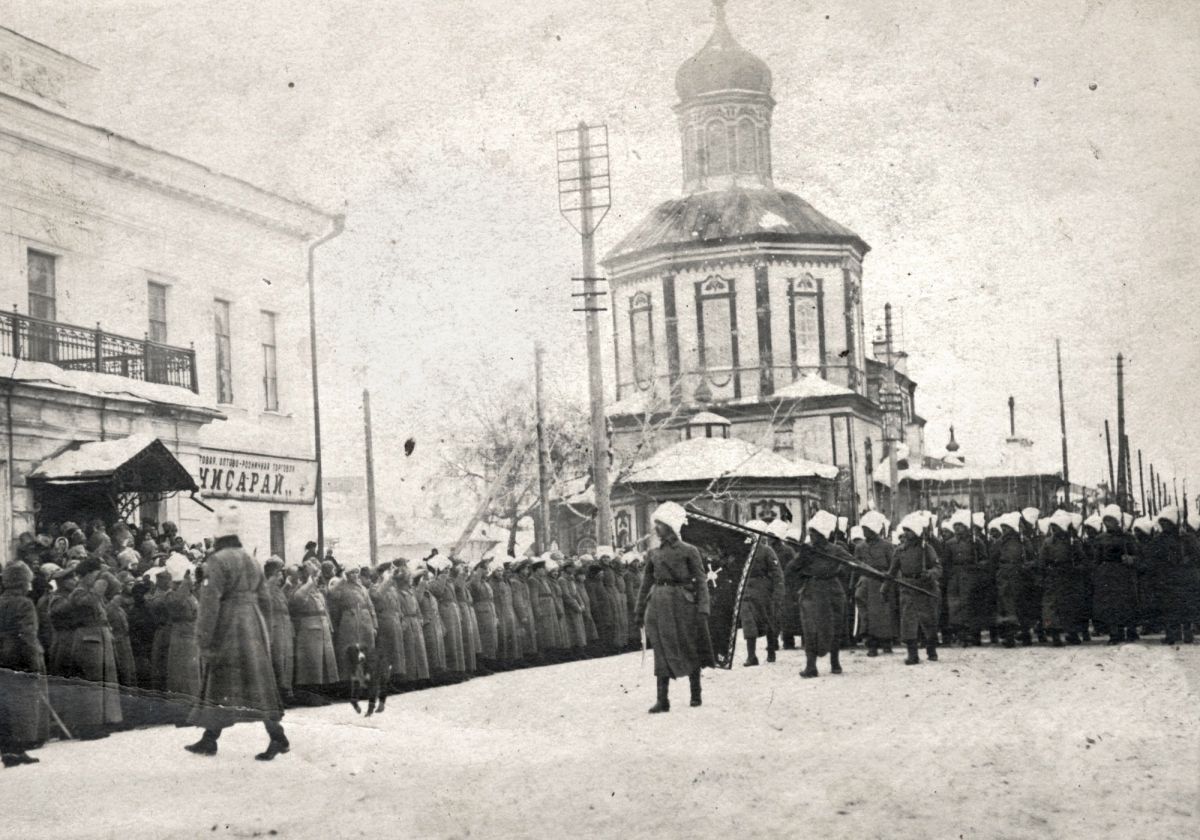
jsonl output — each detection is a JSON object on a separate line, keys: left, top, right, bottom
{"left": 683, "top": 125, "right": 698, "bottom": 182}
{"left": 758, "top": 125, "right": 771, "bottom": 175}
{"left": 695, "top": 275, "right": 739, "bottom": 389}
{"left": 629, "top": 291, "right": 655, "bottom": 391}
{"left": 736, "top": 118, "right": 757, "bottom": 173}
{"left": 788, "top": 274, "right": 824, "bottom": 374}
{"left": 706, "top": 120, "right": 729, "bottom": 176}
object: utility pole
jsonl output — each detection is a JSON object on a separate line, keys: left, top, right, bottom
{"left": 1055, "top": 339, "right": 1070, "bottom": 504}
{"left": 557, "top": 122, "right": 613, "bottom": 547}
{"left": 1149, "top": 462, "right": 1158, "bottom": 514}
{"left": 307, "top": 215, "right": 345, "bottom": 556}
{"left": 534, "top": 342, "right": 553, "bottom": 553}
{"left": 1104, "top": 420, "right": 1116, "bottom": 505}
{"left": 362, "top": 388, "right": 378, "bottom": 567}
{"left": 881, "top": 304, "right": 901, "bottom": 523}
{"left": 1115, "top": 353, "right": 1128, "bottom": 509}
{"left": 1137, "top": 449, "right": 1147, "bottom": 515}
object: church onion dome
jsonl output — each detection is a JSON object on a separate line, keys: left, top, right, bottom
{"left": 675, "top": 1, "right": 772, "bottom": 101}
{"left": 604, "top": 187, "right": 869, "bottom": 267}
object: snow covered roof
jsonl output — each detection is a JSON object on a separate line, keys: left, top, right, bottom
{"left": 874, "top": 441, "right": 1063, "bottom": 485}
{"left": 624, "top": 436, "right": 838, "bottom": 485}
{"left": 687, "top": 410, "right": 730, "bottom": 426}
{"left": 1, "top": 358, "right": 218, "bottom": 412}
{"left": 29, "top": 434, "right": 198, "bottom": 492}
{"left": 767, "top": 375, "right": 855, "bottom": 401}
{"left": 604, "top": 187, "right": 868, "bottom": 266}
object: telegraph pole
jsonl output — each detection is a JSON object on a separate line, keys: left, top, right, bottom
{"left": 1138, "top": 449, "right": 1147, "bottom": 515}
{"left": 1115, "top": 353, "right": 1128, "bottom": 508}
{"left": 534, "top": 342, "right": 553, "bottom": 553}
{"left": 881, "top": 304, "right": 901, "bottom": 522}
{"left": 1055, "top": 339, "right": 1070, "bottom": 504}
{"left": 1104, "top": 420, "right": 1116, "bottom": 505}
{"left": 362, "top": 388, "right": 379, "bottom": 566}
{"left": 558, "top": 122, "right": 613, "bottom": 546}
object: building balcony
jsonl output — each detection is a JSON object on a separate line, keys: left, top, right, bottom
{"left": 0, "top": 308, "right": 198, "bottom": 393}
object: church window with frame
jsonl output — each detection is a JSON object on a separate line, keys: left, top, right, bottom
{"left": 788, "top": 274, "right": 824, "bottom": 373}
{"left": 705, "top": 120, "right": 729, "bottom": 176}
{"left": 628, "top": 291, "right": 655, "bottom": 390}
{"left": 694, "top": 275, "right": 739, "bottom": 392}
{"left": 735, "top": 117, "right": 757, "bottom": 173}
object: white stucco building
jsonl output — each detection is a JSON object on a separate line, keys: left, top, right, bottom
{"left": 0, "top": 27, "right": 338, "bottom": 562}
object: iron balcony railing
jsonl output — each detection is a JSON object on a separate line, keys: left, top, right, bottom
{"left": 0, "top": 308, "right": 199, "bottom": 393}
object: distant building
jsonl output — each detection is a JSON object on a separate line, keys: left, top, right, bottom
{"left": 556, "top": 3, "right": 927, "bottom": 551}
{"left": 0, "top": 27, "right": 338, "bottom": 561}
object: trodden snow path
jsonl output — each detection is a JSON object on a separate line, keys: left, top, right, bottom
{"left": 4, "top": 642, "right": 1199, "bottom": 840}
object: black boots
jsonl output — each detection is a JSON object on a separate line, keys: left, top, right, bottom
{"left": 255, "top": 723, "right": 290, "bottom": 762}
{"left": 1065, "top": 632, "right": 1081, "bottom": 645}
{"left": 782, "top": 634, "right": 796, "bottom": 650}
{"left": 800, "top": 653, "right": 818, "bottom": 678}
{"left": 904, "top": 642, "right": 920, "bottom": 665}
{"left": 649, "top": 676, "right": 670, "bottom": 714}
{"left": 925, "top": 643, "right": 938, "bottom": 662}
{"left": 689, "top": 671, "right": 702, "bottom": 707}
{"left": 743, "top": 636, "right": 759, "bottom": 667}
{"left": 1051, "top": 631, "right": 1064, "bottom": 648}
{"left": 185, "top": 730, "right": 219, "bottom": 756}
{"left": 1018, "top": 630, "right": 1033, "bottom": 647}
{"left": 830, "top": 649, "right": 843, "bottom": 674}
{"left": 766, "top": 634, "right": 777, "bottom": 663}
{"left": 1, "top": 751, "right": 38, "bottom": 768}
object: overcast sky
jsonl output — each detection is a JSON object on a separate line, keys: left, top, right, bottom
{"left": 9, "top": 0, "right": 1200, "bottom": 516}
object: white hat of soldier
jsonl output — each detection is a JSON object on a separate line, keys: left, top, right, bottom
{"left": 215, "top": 502, "right": 241, "bottom": 540}
{"left": 1156, "top": 505, "right": 1180, "bottom": 527}
{"left": 849, "top": 525, "right": 865, "bottom": 542}
{"left": 898, "top": 513, "right": 925, "bottom": 535}
{"left": 837, "top": 516, "right": 849, "bottom": 533}
{"left": 1100, "top": 504, "right": 1123, "bottom": 525}
{"left": 745, "top": 519, "right": 769, "bottom": 534}
{"left": 1131, "top": 516, "right": 1155, "bottom": 535}
{"left": 860, "top": 510, "right": 888, "bottom": 536}
{"left": 766, "top": 520, "right": 789, "bottom": 540}
{"left": 165, "top": 551, "right": 194, "bottom": 582}
{"left": 1049, "top": 509, "right": 1074, "bottom": 533}
{"left": 806, "top": 510, "right": 838, "bottom": 540}
{"left": 1021, "top": 507, "right": 1040, "bottom": 526}
{"left": 999, "top": 512, "right": 1023, "bottom": 533}
{"left": 949, "top": 509, "right": 972, "bottom": 530}
{"left": 1037, "top": 517, "right": 1051, "bottom": 536}
{"left": 651, "top": 501, "right": 688, "bottom": 536}
{"left": 785, "top": 523, "right": 804, "bottom": 542}
{"left": 1069, "top": 512, "right": 1083, "bottom": 531}
{"left": 1083, "top": 513, "right": 1103, "bottom": 532}
{"left": 972, "top": 512, "right": 986, "bottom": 529}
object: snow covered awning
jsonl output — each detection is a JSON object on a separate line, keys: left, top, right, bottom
{"left": 623, "top": 436, "right": 838, "bottom": 485}
{"left": 29, "top": 434, "right": 198, "bottom": 494}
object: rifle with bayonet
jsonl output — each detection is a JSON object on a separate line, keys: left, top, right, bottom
{"left": 684, "top": 507, "right": 936, "bottom": 598}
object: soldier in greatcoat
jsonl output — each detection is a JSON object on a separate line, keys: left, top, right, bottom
{"left": 510, "top": 559, "right": 538, "bottom": 660}
{"left": 368, "top": 563, "right": 405, "bottom": 709}
{"left": 1091, "top": 504, "right": 1140, "bottom": 644}
{"left": 529, "top": 557, "right": 563, "bottom": 659}
{"left": 56, "top": 556, "right": 123, "bottom": 739}
{"left": 0, "top": 562, "right": 49, "bottom": 767}
{"left": 289, "top": 562, "right": 339, "bottom": 696}
{"left": 185, "top": 505, "right": 288, "bottom": 761}
{"left": 785, "top": 510, "right": 849, "bottom": 678}
{"left": 469, "top": 558, "right": 500, "bottom": 667}
{"left": 1034, "top": 510, "right": 1090, "bottom": 646}
{"left": 634, "top": 502, "right": 713, "bottom": 713}
{"left": 885, "top": 514, "right": 943, "bottom": 665}
{"left": 328, "top": 566, "right": 378, "bottom": 686}
{"left": 428, "top": 557, "right": 467, "bottom": 678}
{"left": 739, "top": 520, "right": 785, "bottom": 666}
{"left": 1149, "top": 506, "right": 1198, "bottom": 645}
{"left": 161, "top": 559, "right": 202, "bottom": 719}
{"left": 262, "top": 559, "right": 295, "bottom": 704}
{"left": 452, "top": 561, "right": 481, "bottom": 672}
{"left": 853, "top": 511, "right": 897, "bottom": 656}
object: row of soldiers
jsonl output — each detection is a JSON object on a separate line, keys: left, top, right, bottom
{"left": 0, "top": 513, "right": 645, "bottom": 767}
{"left": 731, "top": 502, "right": 1200, "bottom": 678}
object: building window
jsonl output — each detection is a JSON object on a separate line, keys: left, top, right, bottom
{"left": 214, "top": 299, "right": 234, "bottom": 404}
{"left": 629, "top": 292, "right": 655, "bottom": 390}
{"left": 773, "top": 425, "right": 794, "bottom": 452}
{"left": 27, "top": 250, "right": 57, "bottom": 321}
{"left": 736, "top": 118, "right": 757, "bottom": 173}
{"left": 148, "top": 282, "right": 168, "bottom": 343}
{"left": 270, "top": 511, "right": 287, "bottom": 560}
{"left": 614, "top": 510, "right": 632, "bottom": 549}
{"left": 695, "top": 275, "right": 739, "bottom": 392}
{"left": 261, "top": 310, "right": 279, "bottom": 411}
{"left": 705, "top": 120, "right": 729, "bottom": 176}
{"left": 788, "top": 274, "right": 824, "bottom": 373}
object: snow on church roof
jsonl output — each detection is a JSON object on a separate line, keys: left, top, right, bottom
{"left": 624, "top": 436, "right": 838, "bottom": 485}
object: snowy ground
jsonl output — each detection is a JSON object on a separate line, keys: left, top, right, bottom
{"left": 6, "top": 640, "right": 1199, "bottom": 840}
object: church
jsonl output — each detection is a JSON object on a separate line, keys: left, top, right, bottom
{"left": 558, "top": 1, "right": 928, "bottom": 551}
